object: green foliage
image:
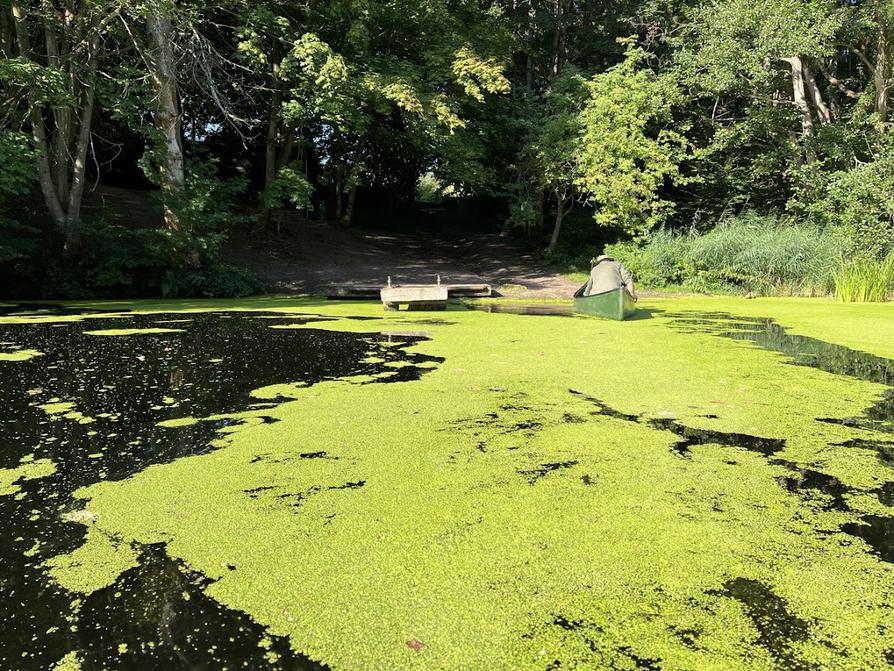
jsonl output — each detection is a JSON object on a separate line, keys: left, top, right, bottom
{"left": 576, "top": 46, "right": 690, "bottom": 236}
{"left": 0, "top": 57, "right": 72, "bottom": 113}
{"left": 0, "top": 130, "right": 36, "bottom": 196}
{"left": 41, "top": 160, "right": 256, "bottom": 299}
{"left": 834, "top": 255, "right": 894, "bottom": 303}
{"left": 804, "top": 137, "right": 894, "bottom": 260}
{"left": 415, "top": 173, "right": 444, "bottom": 204}
{"left": 530, "top": 70, "right": 587, "bottom": 193}
{"left": 160, "top": 263, "right": 259, "bottom": 299}
{"left": 0, "top": 131, "right": 39, "bottom": 264}
{"left": 263, "top": 163, "right": 313, "bottom": 210}
{"left": 678, "top": 0, "right": 840, "bottom": 92}
{"left": 605, "top": 213, "right": 838, "bottom": 294}
{"left": 141, "top": 157, "right": 249, "bottom": 268}
{"left": 5, "top": 0, "right": 894, "bottom": 298}
{"left": 604, "top": 229, "right": 690, "bottom": 288}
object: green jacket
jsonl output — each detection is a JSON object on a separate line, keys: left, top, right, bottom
{"left": 583, "top": 260, "right": 633, "bottom": 296}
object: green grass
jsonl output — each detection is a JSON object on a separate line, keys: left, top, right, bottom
{"left": 595, "top": 214, "right": 842, "bottom": 297}
{"left": 7, "top": 297, "right": 894, "bottom": 669}
{"left": 834, "top": 255, "right": 894, "bottom": 302}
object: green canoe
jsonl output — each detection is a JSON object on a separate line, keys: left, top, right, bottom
{"left": 573, "top": 286, "right": 637, "bottom": 320}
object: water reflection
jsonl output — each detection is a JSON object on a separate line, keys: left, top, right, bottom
{"left": 0, "top": 310, "right": 440, "bottom": 669}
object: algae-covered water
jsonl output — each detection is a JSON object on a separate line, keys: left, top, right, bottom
{"left": 1, "top": 297, "right": 893, "bottom": 670}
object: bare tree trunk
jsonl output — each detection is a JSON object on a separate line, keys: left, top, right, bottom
{"left": 147, "top": 6, "right": 185, "bottom": 231}
{"left": 277, "top": 128, "right": 295, "bottom": 172}
{"left": 259, "top": 41, "right": 283, "bottom": 231}
{"left": 548, "top": 193, "right": 571, "bottom": 254}
{"left": 11, "top": 0, "right": 103, "bottom": 257}
{"left": 782, "top": 57, "right": 814, "bottom": 138}
{"left": 63, "top": 36, "right": 100, "bottom": 256}
{"left": 535, "top": 189, "right": 544, "bottom": 230}
{"left": 43, "top": 17, "right": 72, "bottom": 205}
{"left": 803, "top": 60, "right": 831, "bottom": 126}
{"left": 782, "top": 56, "right": 817, "bottom": 163}
{"left": 335, "top": 166, "right": 343, "bottom": 220}
{"left": 1, "top": 10, "right": 12, "bottom": 55}
{"left": 10, "top": 1, "right": 66, "bottom": 227}
{"left": 526, "top": 0, "right": 534, "bottom": 93}
{"left": 875, "top": 7, "right": 890, "bottom": 122}
{"left": 552, "top": 0, "right": 565, "bottom": 76}
{"left": 341, "top": 184, "right": 357, "bottom": 225}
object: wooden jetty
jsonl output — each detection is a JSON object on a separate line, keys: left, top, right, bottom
{"left": 324, "top": 281, "right": 492, "bottom": 300}
{"left": 380, "top": 276, "right": 449, "bottom": 311}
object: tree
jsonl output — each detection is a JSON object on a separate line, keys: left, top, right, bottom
{"left": 145, "top": 0, "right": 186, "bottom": 232}
{"left": 576, "top": 45, "right": 689, "bottom": 237}
{"left": 6, "top": 0, "right": 119, "bottom": 256}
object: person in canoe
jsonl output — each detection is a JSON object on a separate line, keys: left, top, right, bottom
{"left": 582, "top": 255, "right": 638, "bottom": 300}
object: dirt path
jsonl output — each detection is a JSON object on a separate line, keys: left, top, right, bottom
{"left": 225, "top": 219, "right": 579, "bottom": 298}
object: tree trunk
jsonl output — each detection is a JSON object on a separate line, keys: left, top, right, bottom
{"left": 782, "top": 57, "right": 814, "bottom": 138}
{"left": 63, "top": 37, "right": 100, "bottom": 257}
{"left": 1, "top": 10, "right": 12, "bottom": 56}
{"left": 875, "top": 7, "right": 890, "bottom": 122}
{"left": 552, "top": 0, "right": 565, "bottom": 76}
{"left": 341, "top": 184, "right": 357, "bottom": 225}
{"left": 259, "top": 41, "right": 284, "bottom": 231}
{"left": 803, "top": 60, "right": 831, "bottom": 126}
{"left": 782, "top": 56, "right": 817, "bottom": 164}
{"left": 44, "top": 20, "right": 72, "bottom": 205}
{"left": 335, "top": 166, "right": 343, "bottom": 220}
{"left": 147, "top": 6, "right": 185, "bottom": 231}
{"left": 548, "top": 193, "right": 570, "bottom": 254}
{"left": 11, "top": 1, "right": 66, "bottom": 228}
{"left": 535, "top": 189, "right": 544, "bottom": 230}
{"left": 11, "top": 0, "right": 102, "bottom": 257}
{"left": 526, "top": 0, "right": 534, "bottom": 93}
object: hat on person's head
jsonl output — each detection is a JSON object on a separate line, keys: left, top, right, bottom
{"left": 592, "top": 254, "right": 614, "bottom": 266}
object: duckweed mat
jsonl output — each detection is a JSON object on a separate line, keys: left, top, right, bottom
{"left": 1, "top": 297, "right": 892, "bottom": 670}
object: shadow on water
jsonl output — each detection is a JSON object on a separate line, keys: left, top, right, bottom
{"left": 77, "top": 544, "right": 325, "bottom": 670}
{"left": 0, "top": 310, "right": 442, "bottom": 669}
{"left": 666, "top": 311, "right": 894, "bottom": 564}
{"left": 568, "top": 389, "right": 786, "bottom": 458}
{"left": 710, "top": 578, "right": 817, "bottom": 671}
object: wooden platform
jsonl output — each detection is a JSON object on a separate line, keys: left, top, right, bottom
{"left": 324, "top": 283, "right": 492, "bottom": 300}
{"left": 380, "top": 284, "right": 449, "bottom": 311}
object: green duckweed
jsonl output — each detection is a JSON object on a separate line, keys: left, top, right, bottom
{"left": 0, "top": 348, "right": 44, "bottom": 361}
{"left": 19, "top": 297, "right": 894, "bottom": 669}
{"left": 0, "top": 458, "right": 57, "bottom": 496}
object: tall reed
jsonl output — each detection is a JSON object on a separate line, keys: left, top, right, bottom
{"left": 833, "top": 255, "right": 894, "bottom": 302}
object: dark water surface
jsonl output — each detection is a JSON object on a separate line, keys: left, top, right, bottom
{"left": 0, "top": 310, "right": 441, "bottom": 670}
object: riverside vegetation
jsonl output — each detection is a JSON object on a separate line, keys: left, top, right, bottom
{"left": 0, "top": 297, "right": 893, "bottom": 669}
{"left": 2, "top": 1, "right": 894, "bottom": 300}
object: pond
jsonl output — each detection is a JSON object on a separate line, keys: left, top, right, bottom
{"left": 0, "top": 297, "right": 892, "bottom": 670}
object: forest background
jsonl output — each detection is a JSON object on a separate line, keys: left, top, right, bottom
{"left": 2, "top": 0, "right": 893, "bottom": 300}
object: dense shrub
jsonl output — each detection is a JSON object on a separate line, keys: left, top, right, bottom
{"left": 161, "top": 263, "right": 259, "bottom": 298}
{"left": 804, "top": 140, "right": 894, "bottom": 260}
{"left": 0, "top": 131, "right": 40, "bottom": 265}
{"left": 604, "top": 229, "right": 689, "bottom": 288}
{"left": 8, "top": 160, "right": 260, "bottom": 300}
